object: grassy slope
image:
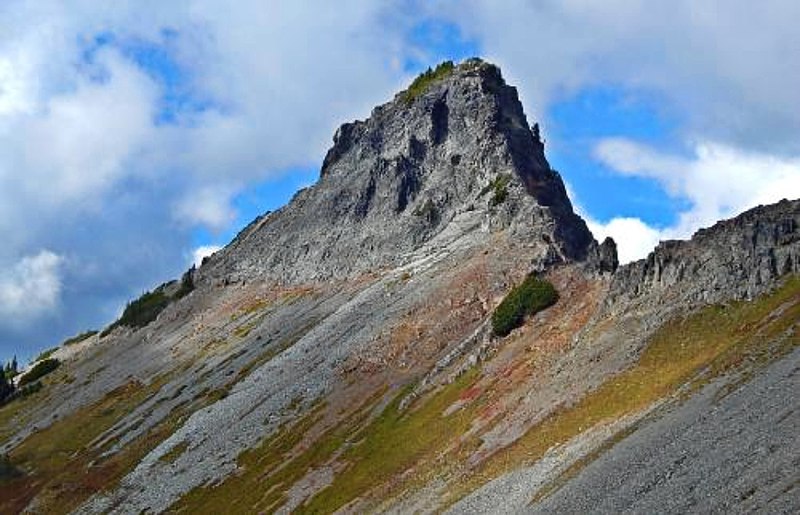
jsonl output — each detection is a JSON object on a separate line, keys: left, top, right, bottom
{"left": 303, "top": 369, "right": 480, "bottom": 513}
{"left": 0, "top": 287, "right": 321, "bottom": 513}
{"left": 450, "top": 274, "right": 799, "bottom": 503}
{"left": 0, "top": 376, "right": 174, "bottom": 513}
{"left": 171, "top": 370, "right": 481, "bottom": 514}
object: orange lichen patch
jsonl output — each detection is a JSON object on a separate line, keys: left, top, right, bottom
{"left": 459, "top": 385, "right": 482, "bottom": 402}
{"left": 168, "top": 281, "right": 334, "bottom": 364}
{"left": 476, "top": 401, "right": 505, "bottom": 426}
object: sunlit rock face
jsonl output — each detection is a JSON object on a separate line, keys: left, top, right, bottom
{"left": 199, "top": 59, "right": 596, "bottom": 288}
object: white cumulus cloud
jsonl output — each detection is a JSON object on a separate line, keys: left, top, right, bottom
{"left": 0, "top": 1, "right": 419, "bottom": 354}
{"left": 438, "top": 0, "right": 800, "bottom": 155}
{"left": 2, "top": 50, "right": 158, "bottom": 209}
{"left": 585, "top": 217, "right": 663, "bottom": 265}
{"left": 174, "top": 185, "right": 237, "bottom": 231}
{"left": 589, "top": 139, "right": 800, "bottom": 263}
{"left": 192, "top": 245, "right": 222, "bottom": 268}
{"left": 0, "top": 250, "right": 63, "bottom": 324}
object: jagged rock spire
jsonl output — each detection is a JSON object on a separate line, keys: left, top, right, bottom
{"left": 199, "top": 59, "right": 597, "bottom": 286}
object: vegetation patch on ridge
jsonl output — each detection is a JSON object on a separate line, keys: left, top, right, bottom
{"left": 480, "top": 173, "right": 512, "bottom": 207}
{"left": 33, "top": 346, "right": 58, "bottom": 363}
{"left": 102, "top": 265, "right": 196, "bottom": 335}
{"left": 116, "top": 289, "right": 172, "bottom": 329}
{"left": 492, "top": 274, "right": 558, "bottom": 336}
{"left": 17, "top": 358, "right": 60, "bottom": 387}
{"left": 174, "top": 266, "right": 196, "bottom": 299}
{"left": 400, "top": 61, "right": 455, "bottom": 103}
{"left": 62, "top": 330, "right": 98, "bottom": 347}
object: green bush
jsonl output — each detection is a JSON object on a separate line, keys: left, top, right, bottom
{"left": 102, "top": 266, "right": 197, "bottom": 336}
{"left": 100, "top": 287, "right": 171, "bottom": 336}
{"left": 34, "top": 346, "right": 58, "bottom": 363}
{"left": 18, "top": 358, "right": 60, "bottom": 387}
{"left": 116, "top": 289, "right": 171, "bottom": 329}
{"left": 175, "top": 265, "right": 196, "bottom": 299}
{"left": 480, "top": 174, "right": 511, "bottom": 207}
{"left": 401, "top": 61, "right": 456, "bottom": 103}
{"left": 17, "top": 380, "right": 42, "bottom": 396}
{"left": 492, "top": 275, "right": 558, "bottom": 337}
{"left": 62, "top": 330, "right": 98, "bottom": 346}
{"left": 0, "top": 374, "right": 13, "bottom": 405}
{"left": 3, "top": 356, "right": 18, "bottom": 380}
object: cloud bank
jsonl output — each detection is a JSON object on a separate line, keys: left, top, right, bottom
{"left": 2, "top": 1, "right": 799, "bottom": 358}
{"left": 438, "top": 0, "right": 800, "bottom": 155}
{"left": 0, "top": 251, "right": 63, "bottom": 324}
{"left": 0, "top": 1, "right": 421, "bottom": 355}
{"left": 589, "top": 140, "right": 800, "bottom": 262}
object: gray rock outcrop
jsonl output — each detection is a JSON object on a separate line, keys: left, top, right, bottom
{"left": 608, "top": 199, "right": 800, "bottom": 308}
{"left": 198, "top": 59, "right": 597, "bottom": 287}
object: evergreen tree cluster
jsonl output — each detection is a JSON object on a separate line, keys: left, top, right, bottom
{"left": 0, "top": 374, "right": 13, "bottom": 405}
{"left": 401, "top": 61, "right": 456, "bottom": 103}
{"left": 175, "top": 265, "right": 196, "bottom": 299}
{"left": 101, "top": 265, "right": 196, "bottom": 336}
{"left": 1, "top": 355, "right": 59, "bottom": 406}
{"left": 17, "top": 358, "right": 60, "bottom": 387}
{"left": 1, "top": 357, "right": 18, "bottom": 405}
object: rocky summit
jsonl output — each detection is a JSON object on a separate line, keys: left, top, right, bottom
{"left": 1, "top": 59, "right": 798, "bottom": 514}
{"left": 201, "top": 59, "right": 596, "bottom": 288}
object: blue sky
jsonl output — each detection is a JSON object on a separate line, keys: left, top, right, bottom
{"left": 547, "top": 87, "right": 689, "bottom": 225}
{"left": 1, "top": 2, "right": 799, "bottom": 363}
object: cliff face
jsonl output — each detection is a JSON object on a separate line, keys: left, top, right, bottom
{"left": 200, "top": 59, "right": 596, "bottom": 286}
{"left": 607, "top": 199, "right": 800, "bottom": 310}
{"left": 1, "top": 60, "right": 798, "bottom": 515}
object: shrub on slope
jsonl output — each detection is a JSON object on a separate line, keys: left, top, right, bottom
{"left": 492, "top": 275, "right": 558, "bottom": 337}
{"left": 18, "top": 358, "right": 60, "bottom": 387}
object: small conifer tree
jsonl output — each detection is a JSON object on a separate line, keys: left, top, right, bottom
{"left": 0, "top": 372, "right": 14, "bottom": 404}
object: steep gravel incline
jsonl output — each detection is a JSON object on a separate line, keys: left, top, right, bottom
{"left": 531, "top": 346, "right": 800, "bottom": 514}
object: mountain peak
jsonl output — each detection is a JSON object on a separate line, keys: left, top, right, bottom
{"left": 200, "top": 58, "right": 597, "bottom": 286}
{"left": 8, "top": 55, "right": 800, "bottom": 515}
